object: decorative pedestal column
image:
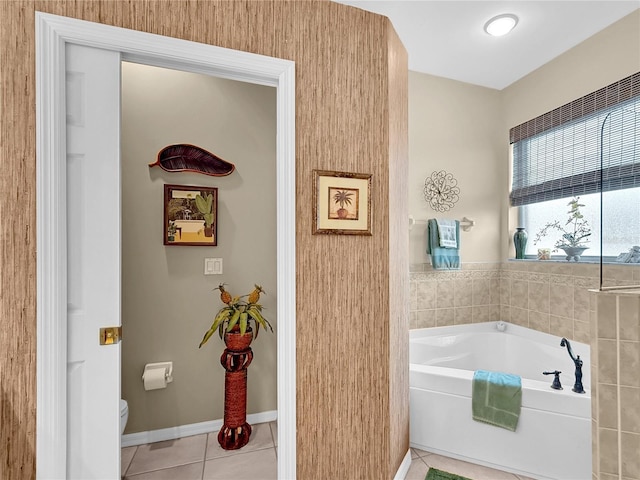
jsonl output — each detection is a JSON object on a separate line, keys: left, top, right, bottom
{"left": 218, "top": 330, "right": 253, "bottom": 450}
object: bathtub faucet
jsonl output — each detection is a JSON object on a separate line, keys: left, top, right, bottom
{"left": 560, "top": 338, "right": 585, "bottom": 394}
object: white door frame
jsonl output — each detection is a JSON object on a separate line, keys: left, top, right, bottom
{"left": 35, "top": 12, "right": 296, "bottom": 479}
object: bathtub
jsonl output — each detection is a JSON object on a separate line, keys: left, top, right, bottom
{"left": 410, "top": 321, "right": 591, "bottom": 480}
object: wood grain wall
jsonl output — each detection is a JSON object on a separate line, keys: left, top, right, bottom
{"left": 387, "top": 24, "right": 410, "bottom": 474}
{"left": 0, "top": 1, "right": 409, "bottom": 478}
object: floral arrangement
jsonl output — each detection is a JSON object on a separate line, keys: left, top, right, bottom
{"left": 533, "top": 197, "right": 591, "bottom": 250}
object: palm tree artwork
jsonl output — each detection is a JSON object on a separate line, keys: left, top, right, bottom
{"left": 329, "top": 187, "right": 358, "bottom": 220}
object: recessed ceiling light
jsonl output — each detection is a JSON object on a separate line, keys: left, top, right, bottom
{"left": 484, "top": 14, "right": 519, "bottom": 37}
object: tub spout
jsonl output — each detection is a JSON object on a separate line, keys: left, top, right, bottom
{"left": 560, "top": 338, "right": 585, "bottom": 394}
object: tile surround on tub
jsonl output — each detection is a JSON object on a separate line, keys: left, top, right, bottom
{"left": 410, "top": 261, "right": 640, "bottom": 343}
{"left": 620, "top": 386, "right": 640, "bottom": 434}
{"left": 594, "top": 289, "right": 640, "bottom": 480}
{"left": 409, "top": 264, "right": 640, "bottom": 480}
{"left": 621, "top": 432, "right": 640, "bottom": 479}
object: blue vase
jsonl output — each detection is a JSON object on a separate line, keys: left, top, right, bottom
{"left": 514, "top": 227, "right": 528, "bottom": 259}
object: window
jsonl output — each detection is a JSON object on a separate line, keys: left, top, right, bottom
{"left": 522, "top": 189, "right": 640, "bottom": 258}
{"left": 510, "top": 72, "right": 640, "bottom": 260}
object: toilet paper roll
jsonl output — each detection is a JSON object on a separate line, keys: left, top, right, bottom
{"left": 143, "top": 368, "right": 167, "bottom": 391}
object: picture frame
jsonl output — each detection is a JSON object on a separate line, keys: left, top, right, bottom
{"left": 312, "top": 170, "right": 372, "bottom": 236}
{"left": 537, "top": 248, "right": 551, "bottom": 260}
{"left": 164, "top": 184, "right": 218, "bottom": 246}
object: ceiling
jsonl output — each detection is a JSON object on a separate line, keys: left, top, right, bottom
{"left": 332, "top": 1, "right": 640, "bottom": 90}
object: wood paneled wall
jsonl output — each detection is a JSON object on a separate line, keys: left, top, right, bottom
{"left": 0, "top": 1, "right": 409, "bottom": 478}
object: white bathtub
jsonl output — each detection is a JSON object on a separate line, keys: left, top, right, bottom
{"left": 410, "top": 321, "right": 592, "bottom": 480}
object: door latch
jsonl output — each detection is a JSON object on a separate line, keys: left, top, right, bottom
{"left": 99, "top": 326, "right": 122, "bottom": 345}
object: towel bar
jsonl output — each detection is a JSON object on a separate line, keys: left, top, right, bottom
{"left": 408, "top": 215, "right": 475, "bottom": 232}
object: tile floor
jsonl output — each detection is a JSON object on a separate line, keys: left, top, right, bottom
{"left": 407, "top": 448, "right": 536, "bottom": 480}
{"left": 121, "top": 422, "right": 277, "bottom": 479}
{"left": 122, "top": 422, "right": 534, "bottom": 480}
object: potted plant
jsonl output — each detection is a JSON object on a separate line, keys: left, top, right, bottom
{"left": 533, "top": 197, "right": 591, "bottom": 261}
{"left": 167, "top": 220, "right": 177, "bottom": 242}
{"left": 333, "top": 189, "right": 353, "bottom": 219}
{"left": 199, "top": 283, "right": 273, "bottom": 450}
{"left": 195, "top": 192, "right": 214, "bottom": 237}
{"left": 199, "top": 283, "right": 272, "bottom": 347}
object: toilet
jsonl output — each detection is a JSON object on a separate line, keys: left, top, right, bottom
{"left": 120, "top": 399, "right": 129, "bottom": 434}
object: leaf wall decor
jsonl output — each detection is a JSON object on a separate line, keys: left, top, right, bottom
{"left": 149, "top": 144, "right": 236, "bottom": 177}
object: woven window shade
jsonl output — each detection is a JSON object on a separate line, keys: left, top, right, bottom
{"left": 510, "top": 72, "right": 640, "bottom": 206}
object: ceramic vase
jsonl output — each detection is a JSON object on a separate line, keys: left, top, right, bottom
{"left": 561, "top": 246, "right": 588, "bottom": 262}
{"left": 514, "top": 227, "right": 528, "bottom": 259}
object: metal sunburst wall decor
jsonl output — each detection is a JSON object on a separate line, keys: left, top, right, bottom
{"left": 424, "top": 170, "right": 460, "bottom": 212}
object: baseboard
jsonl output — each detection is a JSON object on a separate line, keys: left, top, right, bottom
{"left": 393, "top": 449, "right": 412, "bottom": 480}
{"left": 121, "top": 410, "right": 278, "bottom": 448}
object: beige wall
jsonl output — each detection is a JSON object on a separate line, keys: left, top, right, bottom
{"left": 121, "top": 63, "right": 277, "bottom": 433}
{"left": 502, "top": 10, "right": 640, "bottom": 131}
{"left": 408, "top": 72, "right": 504, "bottom": 265}
{"left": 501, "top": 10, "right": 640, "bottom": 260}
{"left": 1, "top": 1, "right": 409, "bottom": 478}
{"left": 408, "top": 10, "right": 640, "bottom": 266}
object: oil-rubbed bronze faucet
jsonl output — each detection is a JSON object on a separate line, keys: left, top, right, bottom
{"left": 543, "top": 370, "right": 563, "bottom": 390}
{"left": 560, "top": 338, "right": 585, "bottom": 394}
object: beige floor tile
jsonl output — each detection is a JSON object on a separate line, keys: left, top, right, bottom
{"left": 206, "top": 422, "right": 274, "bottom": 459}
{"left": 121, "top": 446, "right": 137, "bottom": 477}
{"left": 126, "top": 434, "right": 207, "bottom": 475}
{"left": 269, "top": 421, "right": 278, "bottom": 447}
{"left": 124, "top": 461, "right": 203, "bottom": 480}
{"left": 405, "top": 457, "right": 430, "bottom": 480}
{"left": 203, "top": 447, "right": 277, "bottom": 480}
{"left": 423, "top": 453, "right": 519, "bottom": 480}
{"left": 412, "top": 447, "right": 432, "bottom": 458}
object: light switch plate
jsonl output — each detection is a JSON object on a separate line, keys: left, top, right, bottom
{"left": 204, "top": 258, "right": 223, "bottom": 275}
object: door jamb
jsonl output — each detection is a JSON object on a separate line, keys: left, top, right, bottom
{"left": 35, "top": 12, "right": 296, "bottom": 479}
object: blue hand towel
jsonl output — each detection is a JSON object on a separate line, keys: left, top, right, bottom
{"left": 436, "top": 219, "right": 457, "bottom": 248}
{"left": 472, "top": 370, "right": 522, "bottom": 432}
{"left": 427, "top": 219, "right": 460, "bottom": 270}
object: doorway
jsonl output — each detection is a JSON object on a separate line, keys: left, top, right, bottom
{"left": 36, "top": 12, "right": 296, "bottom": 479}
{"left": 120, "top": 61, "right": 278, "bottom": 440}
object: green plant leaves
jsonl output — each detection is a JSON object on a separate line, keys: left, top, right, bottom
{"left": 199, "top": 284, "right": 273, "bottom": 349}
{"left": 195, "top": 193, "right": 213, "bottom": 215}
{"left": 239, "top": 312, "right": 248, "bottom": 335}
{"left": 226, "top": 309, "right": 241, "bottom": 332}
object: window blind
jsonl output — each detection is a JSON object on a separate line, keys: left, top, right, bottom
{"left": 510, "top": 72, "right": 640, "bottom": 207}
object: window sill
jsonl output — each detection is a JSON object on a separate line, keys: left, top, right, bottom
{"left": 509, "top": 257, "right": 640, "bottom": 266}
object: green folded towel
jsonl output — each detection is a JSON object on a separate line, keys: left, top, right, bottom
{"left": 472, "top": 369, "right": 522, "bottom": 432}
{"left": 425, "top": 468, "right": 472, "bottom": 480}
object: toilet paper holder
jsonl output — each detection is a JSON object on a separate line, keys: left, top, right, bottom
{"left": 142, "top": 362, "right": 174, "bottom": 386}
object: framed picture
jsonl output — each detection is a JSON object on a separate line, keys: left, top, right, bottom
{"left": 312, "top": 170, "right": 372, "bottom": 235}
{"left": 164, "top": 184, "right": 218, "bottom": 246}
{"left": 537, "top": 248, "right": 551, "bottom": 260}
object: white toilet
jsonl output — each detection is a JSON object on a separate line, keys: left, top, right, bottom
{"left": 120, "top": 399, "right": 129, "bottom": 434}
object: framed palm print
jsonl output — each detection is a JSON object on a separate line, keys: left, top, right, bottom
{"left": 312, "top": 170, "right": 372, "bottom": 235}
